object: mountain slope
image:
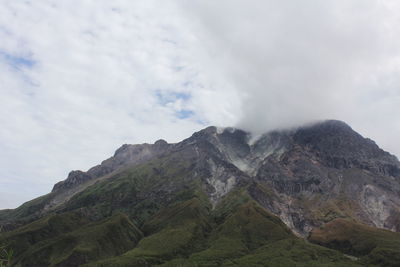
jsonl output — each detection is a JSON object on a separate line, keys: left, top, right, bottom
{"left": 309, "top": 218, "right": 400, "bottom": 266}
{"left": 1, "top": 212, "right": 142, "bottom": 266}
{"left": 1, "top": 120, "right": 400, "bottom": 266}
{"left": 84, "top": 191, "right": 358, "bottom": 267}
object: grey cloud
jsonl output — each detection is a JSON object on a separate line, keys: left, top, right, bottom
{"left": 179, "top": 0, "right": 400, "bottom": 156}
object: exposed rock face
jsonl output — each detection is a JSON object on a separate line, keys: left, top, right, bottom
{"left": 51, "top": 140, "right": 173, "bottom": 193}
{"left": 3, "top": 120, "right": 400, "bottom": 238}
{"left": 181, "top": 120, "right": 400, "bottom": 235}
{"left": 292, "top": 120, "right": 400, "bottom": 177}
{"left": 52, "top": 171, "right": 92, "bottom": 192}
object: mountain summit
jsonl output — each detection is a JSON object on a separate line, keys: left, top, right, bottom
{"left": 1, "top": 120, "right": 400, "bottom": 266}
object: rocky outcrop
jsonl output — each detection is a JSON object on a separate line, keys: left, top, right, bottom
{"left": 52, "top": 171, "right": 92, "bottom": 192}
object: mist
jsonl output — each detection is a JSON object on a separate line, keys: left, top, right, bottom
{"left": 179, "top": 0, "right": 400, "bottom": 155}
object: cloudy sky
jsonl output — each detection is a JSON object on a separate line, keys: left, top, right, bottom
{"left": 1, "top": 0, "right": 400, "bottom": 209}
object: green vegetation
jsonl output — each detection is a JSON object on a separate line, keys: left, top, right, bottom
{"left": 0, "top": 194, "right": 54, "bottom": 226}
{"left": 309, "top": 218, "right": 400, "bottom": 266}
{"left": 0, "top": 245, "right": 13, "bottom": 267}
{"left": 0, "top": 211, "right": 91, "bottom": 259}
{"left": 84, "top": 189, "right": 361, "bottom": 267}
{"left": 85, "top": 197, "right": 211, "bottom": 266}
{"left": 1, "top": 155, "right": 398, "bottom": 266}
{"left": 227, "top": 239, "right": 360, "bottom": 267}
{"left": 63, "top": 154, "right": 197, "bottom": 225}
{"left": 1, "top": 213, "right": 142, "bottom": 266}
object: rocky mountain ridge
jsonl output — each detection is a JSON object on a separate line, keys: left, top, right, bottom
{"left": 52, "top": 139, "right": 172, "bottom": 193}
{"left": 4, "top": 120, "right": 400, "bottom": 234}
{"left": 1, "top": 119, "right": 400, "bottom": 266}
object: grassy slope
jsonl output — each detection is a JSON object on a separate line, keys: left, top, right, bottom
{"left": 62, "top": 154, "right": 197, "bottom": 225}
{"left": 0, "top": 211, "right": 90, "bottom": 258}
{"left": 167, "top": 195, "right": 358, "bottom": 267}
{"left": 0, "top": 194, "right": 55, "bottom": 227}
{"left": 86, "top": 187, "right": 360, "bottom": 267}
{"left": 228, "top": 238, "right": 360, "bottom": 267}
{"left": 84, "top": 197, "right": 211, "bottom": 267}
{"left": 309, "top": 218, "right": 400, "bottom": 266}
{"left": 1, "top": 152, "right": 390, "bottom": 266}
{"left": 1, "top": 154, "right": 201, "bottom": 266}
{"left": 7, "top": 213, "right": 142, "bottom": 266}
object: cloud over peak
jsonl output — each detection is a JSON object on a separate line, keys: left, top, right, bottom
{"left": 0, "top": 0, "right": 399, "bottom": 208}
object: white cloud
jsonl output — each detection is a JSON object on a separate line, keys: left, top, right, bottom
{"left": 1, "top": 0, "right": 399, "bottom": 209}
{"left": 0, "top": 0, "right": 240, "bottom": 209}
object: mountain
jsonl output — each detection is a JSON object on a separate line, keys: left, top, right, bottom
{"left": 1, "top": 120, "right": 400, "bottom": 266}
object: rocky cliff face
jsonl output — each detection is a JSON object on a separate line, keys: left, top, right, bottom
{"left": 181, "top": 120, "right": 400, "bottom": 235}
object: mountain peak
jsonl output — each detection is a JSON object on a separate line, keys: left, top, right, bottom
{"left": 313, "top": 119, "right": 352, "bottom": 128}
{"left": 154, "top": 139, "right": 168, "bottom": 146}
{"left": 3, "top": 119, "right": 400, "bottom": 266}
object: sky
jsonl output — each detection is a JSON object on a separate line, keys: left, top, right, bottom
{"left": 1, "top": 0, "right": 400, "bottom": 209}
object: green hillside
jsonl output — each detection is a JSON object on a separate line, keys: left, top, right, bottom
{"left": 1, "top": 175, "right": 364, "bottom": 266}
{"left": 309, "top": 218, "right": 400, "bottom": 267}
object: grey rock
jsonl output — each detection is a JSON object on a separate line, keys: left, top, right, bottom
{"left": 52, "top": 171, "right": 92, "bottom": 192}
